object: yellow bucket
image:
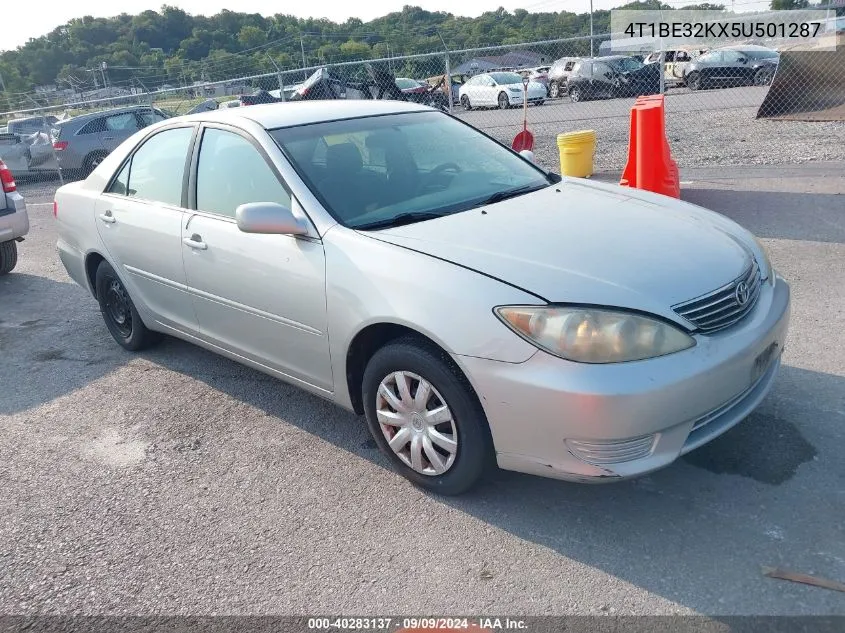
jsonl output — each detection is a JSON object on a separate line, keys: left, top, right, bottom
{"left": 556, "top": 130, "right": 596, "bottom": 178}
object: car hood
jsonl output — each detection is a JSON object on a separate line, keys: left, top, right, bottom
{"left": 365, "top": 179, "right": 756, "bottom": 324}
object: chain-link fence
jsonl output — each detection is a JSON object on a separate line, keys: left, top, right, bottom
{"left": 2, "top": 28, "right": 844, "bottom": 182}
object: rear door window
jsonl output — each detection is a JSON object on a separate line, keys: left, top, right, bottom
{"left": 105, "top": 113, "right": 141, "bottom": 132}
{"left": 117, "top": 126, "right": 194, "bottom": 206}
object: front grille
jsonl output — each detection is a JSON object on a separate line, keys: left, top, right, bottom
{"left": 672, "top": 258, "right": 762, "bottom": 333}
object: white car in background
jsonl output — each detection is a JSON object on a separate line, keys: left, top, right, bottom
{"left": 459, "top": 71, "right": 547, "bottom": 110}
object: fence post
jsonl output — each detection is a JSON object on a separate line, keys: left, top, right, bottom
{"left": 445, "top": 53, "right": 452, "bottom": 114}
{"left": 659, "top": 50, "right": 665, "bottom": 95}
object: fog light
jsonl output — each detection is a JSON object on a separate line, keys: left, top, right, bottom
{"left": 566, "top": 434, "right": 656, "bottom": 465}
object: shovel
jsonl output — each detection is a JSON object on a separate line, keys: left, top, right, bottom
{"left": 511, "top": 75, "right": 534, "bottom": 152}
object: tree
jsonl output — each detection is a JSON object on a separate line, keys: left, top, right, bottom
{"left": 238, "top": 26, "right": 267, "bottom": 49}
{"left": 770, "top": 0, "right": 809, "bottom": 8}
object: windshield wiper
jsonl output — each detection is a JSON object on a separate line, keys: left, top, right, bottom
{"left": 475, "top": 183, "right": 548, "bottom": 207}
{"left": 354, "top": 212, "right": 445, "bottom": 231}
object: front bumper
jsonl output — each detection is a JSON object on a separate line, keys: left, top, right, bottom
{"left": 507, "top": 92, "right": 546, "bottom": 104}
{"left": 0, "top": 192, "right": 29, "bottom": 242}
{"left": 454, "top": 275, "right": 791, "bottom": 483}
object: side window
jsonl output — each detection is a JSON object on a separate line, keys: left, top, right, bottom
{"left": 196, "top": 128, "right": 291, "bottom": 219}
{"left": 105, "top": 113, "right": 140, "bottom": 132}
{"left": 676, "top": 51, "right": 690, "bottom": 62}
{"left": 722, "top": 51, "right": 742, "bottom": 63}
{"left": 137, "top": 109, "right": 167, "bottom": 128}
{"left": 564, "top": 61, "right": 575, "bottom": 71}
{"left": 594, "top": 63, "right": 612, "bottom": 78}
{"left": 107, "top": 161, "right": 131, "bottom": 196}
{"left": 124, "top": 127, "right": 194, "bottom": 206}
{"left": 580, "top": 62, "right": 593, "bottom": 77}
{"left": 79, "top": 118, "right": 107, "bottom": 135}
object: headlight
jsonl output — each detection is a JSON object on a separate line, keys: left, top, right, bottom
{"left": 495, "top": 306, "right": 696, "bottom": 364}
{"left": 507, "top": 86, "right": 521, "bottom": 92}
{"left": 753, "top": 236, "right": 775, "bottom": 286}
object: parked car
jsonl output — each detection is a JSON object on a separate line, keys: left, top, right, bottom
{"left": 6, "top": 115, "right": 59, "bottom": 137}
{"left": 0, "top": 158, "right": 29, "bottom": 275}
{"left": 51, "top": 105, "right": 170, "bottom": 176}
{"left": 396, "top": 78, "right": 428, "bottom": 96}
{"left": 424, "top": 73, "right": 468, "bottom": 104}
{"left": 683, "top": 45, "right": 780, "bottom": 90}
{"left": 54, "top": 100, "right": 789, "bottom": 495}
{"left": 643, "top": 48, "right": 708, "bottom": 85}
{"left": 459, "top": 71, "right": 547, "bottom": 110}
{"left": 547, "top": 57, "right": 585, "bottom": 98}
{"left": 567, "top": 56, "right": 661, "bottom": 102}
{"left": 522, "top": 66, "right": 551, "bottom": 92}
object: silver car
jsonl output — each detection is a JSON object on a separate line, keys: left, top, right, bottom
{"left": 0, "top": 158, "right": 29, "bottom": 275}
{"left": 52, "top": 106, "right": 169, "bottom": 176}
{"left": 54, "top": 101, "right": 790, "bottom": 495}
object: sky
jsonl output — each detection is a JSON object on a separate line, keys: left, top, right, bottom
{"left": 1, "top": 0, "right": 775, "bottom": 52}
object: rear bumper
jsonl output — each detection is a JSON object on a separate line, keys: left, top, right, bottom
{"left": 0, "top": 193, "right": 29, "bottom": 242}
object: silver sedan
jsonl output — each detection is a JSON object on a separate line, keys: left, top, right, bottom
{"left": 54, "top": 100, "right": 790, "bottom": 495}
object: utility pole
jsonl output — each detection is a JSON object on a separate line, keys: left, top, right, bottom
{"left": 0, "top": 71, "right": 13, "bottom": 114}
{"left": 300, "top": 36, "right": 308, "bottom": 80}
{"left": 266, "top": 53, "right": 286, "bottom": 101}
{"left": 100, "top": 62, "right": 108, "bottom": 93}
{"left": 590, "top": 0, "right": 594, "bottom": 57}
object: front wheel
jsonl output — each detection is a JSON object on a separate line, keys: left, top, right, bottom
{"left": 549, "top": 81, "right": 561, "bottom": 99}
{"left": 498, "top": 92, "right": 511, "bottom": 109}
{"left": 569, "top": 86, "right": 583, "bottom": 102}
{"left": 0, "top": 240, "right": 18, "bottom": 275}
{"left": 95, "top": 260, "right": 161, "bottom": 351}
{"left": 362, "top": 338, "right": 493, "bottom": 495}
{"left": 754, "top": 67, "right": 774, "bottom": 86}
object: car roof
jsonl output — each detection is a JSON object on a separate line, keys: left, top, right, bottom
{"left": 177, "top": 99, "right": 430, "bottom": 129}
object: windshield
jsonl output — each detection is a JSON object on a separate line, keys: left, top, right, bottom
{"left": 608, "top": 57, "right": 644, "bottom": 72}
{"left": 271, "top": 111, "right": 551, "bottom": 229}
{"left": 396, "top": 78, "right": 422, "bottom": 89}
{"left": 488, "top": 72, "right": 523, "bottom": 85}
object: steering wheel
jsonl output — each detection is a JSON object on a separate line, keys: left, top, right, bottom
{"left": 429, "top": 162, "right": 462, "bottom": 177}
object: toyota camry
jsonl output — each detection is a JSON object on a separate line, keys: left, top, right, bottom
{"left": 54, "top": 100, "right": 790, "bottom": 495}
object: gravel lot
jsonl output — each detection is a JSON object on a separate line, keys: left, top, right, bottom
{"left": 1, "top": 158, "right": 844, "bottom": 618}
{"left": 455, "top": 86, "right": 845, "bottom": 173}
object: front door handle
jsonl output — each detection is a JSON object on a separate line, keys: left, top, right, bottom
{"left": 183, "top": 234, "right": 207, "bottom": 250}
{"left": 98, "top": 211, "right": 116, "bottom": 223}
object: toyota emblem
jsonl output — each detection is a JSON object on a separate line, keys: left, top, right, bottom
{"left": 735, "top": 281, "right": 750, "bottom": 306}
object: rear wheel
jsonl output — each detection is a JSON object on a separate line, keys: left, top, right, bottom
{"left": 362, "top": 338, "right": 493, "bottom": 495}
{"left": 498, "top": 92, "right": 510, "bottom": 109}
{"left": 549, "top": 81, "right": 561, "bottom": 99}
{"left": 686, "top": 72, "right": 701, "bottom": 91}
{"left": 569, "top": 86, "right": 583, "bottom": 102}
{"left": 95, "top": 260, "right": 161, "bottom": 351}
{"left": 0, "top": 240, "right": 18, "bottom": 275}
{"left": 460, "top": 95, "right": 472, "bottom": 111}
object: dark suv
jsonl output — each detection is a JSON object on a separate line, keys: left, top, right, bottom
{"left": 566, "top": 56, "right": 661, "bottom": 102}
{"left": 683, "top": 45, "right": 780, "bottom": 90}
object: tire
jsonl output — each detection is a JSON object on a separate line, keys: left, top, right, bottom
{"left": 83, "top": 151, "right": 108, "bottom": 177}
{"left": 754, "top": 67, "right": 774, "bottom": 86}
{"left": 95, "top": 260, "right": 161, "bottom": 351}
{"left": 569, "top": 86, "right": 582, "bottom": 102}
{"left": 549, "top": 81, "right": 560, "bottom": 99}
{"left": 460, "top": 95, "right": 472, "bottom": 111}
{"left": 0, "top": 240, "right": 18, "bottom": 275}
{"left": 362, "top": 337, "right": 494, "bottom": 496}
{"left": 686, "top": 72, "right": 701, "bottom": 91}
{"left": 498, "top": 92, "right": 510, "bottom": 110}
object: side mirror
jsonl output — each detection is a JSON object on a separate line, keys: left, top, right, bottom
{"left": 235, "top": 202, "right": 308, "bottom": 236}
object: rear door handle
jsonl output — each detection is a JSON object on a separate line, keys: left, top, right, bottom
{"left": 183, "top": 234, "right": 207, "bottom": 250}
{"left": 98, "top": 211, "right": 116, "bottom": 223}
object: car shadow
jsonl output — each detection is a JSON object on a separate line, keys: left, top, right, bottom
{"left": 140, "top": 330, "right": 843, "bottom": 614}
{"left": 0, "top": 273, "right": 131, "bottom": 415}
